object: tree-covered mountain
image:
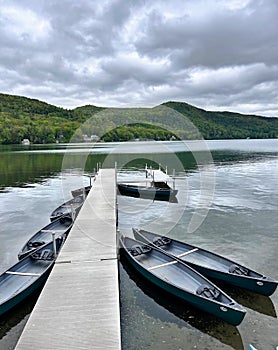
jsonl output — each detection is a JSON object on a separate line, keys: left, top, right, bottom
{"left": 163, "top": 101, "right": 278, "bottom": 139}
{"left": 0, "top": 93, "right": 277, "bottom": 144}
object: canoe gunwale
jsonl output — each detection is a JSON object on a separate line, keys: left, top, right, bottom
{"left": 133, "top": 228, "right": 278, "bottom": 296}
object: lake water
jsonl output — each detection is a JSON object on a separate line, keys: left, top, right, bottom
{"left": 0, "top": 139, "right": 277, "bottom": 350}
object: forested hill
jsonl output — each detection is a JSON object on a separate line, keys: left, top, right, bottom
{"left": 163, "top": 101, "right": 278, "bottom": 139}
{"left": 0, "top": 93, "right": 103, "bottom": 144}
{"left": 0, "top": 93, "right": 277, "bottom": 144}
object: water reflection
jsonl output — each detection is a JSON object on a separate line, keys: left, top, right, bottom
{"left": 120, "top": 254, "right": 244, "bottom": 350}
{"left": 0, "top": 152, "right": 104, "bottom": 191}
{"left": 0, "top": 152, "right": 63, "bottom": 190}
{"left": 1, "top": 142, "right": 276, "bottom": 192}
{"left": 0, "top": 288, "right": 42, "bottom": 349}
{"left": 215, "top": 282, "right": 277, "bottom": 318}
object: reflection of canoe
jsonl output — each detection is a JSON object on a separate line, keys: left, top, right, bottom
{"left": 133, "top": 228, "right": 278, "bottom": 296}
{"left": 118, "top": 182, "right": 178, "bottom": 200}
{"left": 18, "top": 215, "right": 73, "bottom": 260}
{"left": 215, "top": 281, "right": 277, "bottom": 318}
{"left": 120, "top": 235, "right": 246, "bottom": 326}
{"left": 50, "top": 195, "right": 85, "bottom": 221}
{"left": 0, "top": 236, "right": 65, "bottom": 317}
{"left": 71, "top": 185, "right": 92, "bottom": 198}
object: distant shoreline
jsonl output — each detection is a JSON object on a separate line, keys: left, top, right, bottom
{"left": 1, "top": 93, "right": 278, "bottom": 144}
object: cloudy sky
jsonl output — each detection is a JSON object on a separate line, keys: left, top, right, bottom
{"left": 0, "top": 0, "right": 278, "bottom": 117}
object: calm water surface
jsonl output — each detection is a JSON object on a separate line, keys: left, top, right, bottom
{"left": 0, "top": 139, "right": 277, "bottom": 350}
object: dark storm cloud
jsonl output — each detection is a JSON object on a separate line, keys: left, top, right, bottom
{"left": 0, "top": 0, "right": 278, "bottom": 116}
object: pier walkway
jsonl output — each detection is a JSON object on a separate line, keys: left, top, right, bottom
{"left": 15, "top": 169, "right": 121, "bottom": 350}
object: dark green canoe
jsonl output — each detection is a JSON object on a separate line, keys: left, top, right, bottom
{"left": 120, "top": 235, "right": 246, "bottom": 326}
{"left": 117, "top": 182, "right": 178, "bottom": 200}
{"left": 133, "top": 228, "right": 278, "bottom": 296}
{"left": 50, "top": 194, "right": 85, "bottom": 221}
{"left": 0, "top": 236, "right": 65, "bottom": 317}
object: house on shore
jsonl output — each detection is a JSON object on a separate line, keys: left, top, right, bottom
{"left": 22, "top": 139, "right": 30, "bottom": 145}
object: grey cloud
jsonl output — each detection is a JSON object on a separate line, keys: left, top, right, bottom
{"left": 0, "top": 0, "right": 278, "bottom": 116}
{"left": 100, "top": 57, "right": 170, "bottom": 87}
{"left": 135, "top": 1, "right": 278, "bottom": 68}
{"left": 43, "top": 0, "right": 136, "bottom": 57}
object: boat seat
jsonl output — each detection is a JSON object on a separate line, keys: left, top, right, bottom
{"left": 229, "top": 264, "right": 249, "bottom": 276}
{"left": 129, "top": 245, "right": 152, "bottom": 256}
{"left": 153, "top": 236, "right": 172, "bottom": 247}
{"left": 27, "top": 240, "right": 45, "bottom": 248}
{"left": 196, "top": 284, "right": 220, "bottom": 299}
{"left": 31, "top": 249, "right": 54, "bottom": 261}
{"left": 59, "top": 216, "right": 70, "bottom": 224}
{"left": 73, "top": 196, "right": 83, "bottom": 203}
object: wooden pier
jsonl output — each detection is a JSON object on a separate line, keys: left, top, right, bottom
{"left": 15, "top": 169, "right": 121, "bottom": 350}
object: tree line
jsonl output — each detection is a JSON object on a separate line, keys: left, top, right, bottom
{"left": 0, "top": 93, "right": 277, "bottom": 144}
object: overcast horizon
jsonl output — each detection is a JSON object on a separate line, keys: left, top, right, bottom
{"left": 1, "top": 0, "right": 278, "bottom": 117}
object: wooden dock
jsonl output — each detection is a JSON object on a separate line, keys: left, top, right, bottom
{"left": 15, "top": 169, "right": 121, "bottom": 350}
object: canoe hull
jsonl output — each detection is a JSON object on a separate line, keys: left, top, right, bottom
{"left": 50, "top": 195, "right": 85, "bottom": 221}
{"left": 18, "top": 215, "right": 72, "bottom": 260}
{"left": 121, "top": 237, "right": 245, "bottom": 326}
{"left": 0, "top": 267, "right": 51, "bottom": 317}
{"left": 71, "top": 186, "right": 91, "bottom": 198}
{"left": 0, "top": 237, "right": 64, "bottom": 317}
{"left": 185, "top": 263, "right": 277, "bottom": 296}
{"left": 133, "top": 228, "right": 277, "bottom": 296}
{"left": 118, "top": 183, "right": 178, "bottom": 200}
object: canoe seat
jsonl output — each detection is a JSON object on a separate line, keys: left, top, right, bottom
{"left": 129, "top": 245, "right": 152, "bottom": 256}
{"left": 31, "top": 249, "right": 54, "bottom": 261}
{"left": 73, "top": 197, "right": 83, "bottom": 203}
{"left": 59, "top": 216, "right": 71, "bottom": 224}
{"left": 153, "top": 236, "right": 172, "bottom": 247}
{"left": 27, "top": 240, "right": 45, "bottom": 248}
{"left": 229, "top": 264, "right": 249, "bottom": 276}
{"left": 59, "top": 217, "right": 66, "bottom": 223}
{"left": 196, "top": 284, "right": 220, "bottom": 299}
